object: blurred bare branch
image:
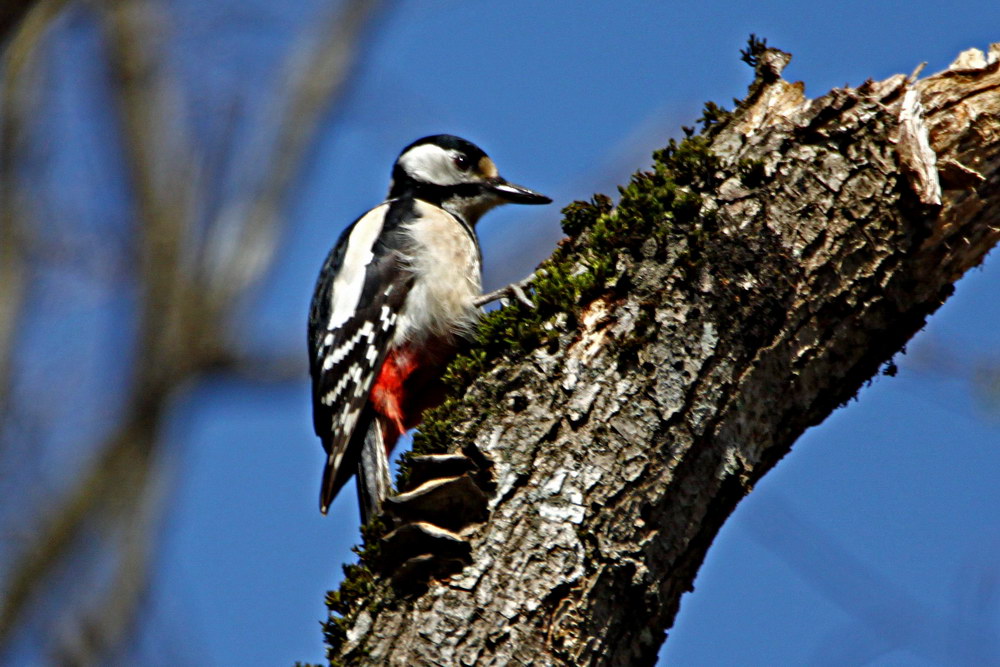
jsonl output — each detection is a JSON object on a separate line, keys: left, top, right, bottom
{"left": 0, "top": 108, "right": 29, "bottom": 420}
{"left": 205, "top": 0, "right": 384, "bottom": 304}
{"left": 906, "top": 337, "right": 1000, "bottom": 419}
{"left": 0, "top": 0, "right": 198, "bottom": 653}
{"left": 51, "top": 456, "right": 164, "bottom": 666}
{"left": 0, "top": 0, "right": 385, "bottom": 661}
{"left": 0, "top": 1, "right": 42, "bottom": 46}
{"left": 0, "top": 0, "right": 68, "bottom": 425}
{"left": 0, "top": 422, "right": 157, "bottom": 650}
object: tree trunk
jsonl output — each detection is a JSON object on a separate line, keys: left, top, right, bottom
{"left": 324, "top": 42, "right": 1000, "bottom": 666}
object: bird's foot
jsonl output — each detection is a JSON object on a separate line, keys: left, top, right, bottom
{"left": 473, "top": 271, "right": 537, "bottom": 309}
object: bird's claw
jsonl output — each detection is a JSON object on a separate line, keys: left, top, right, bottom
{"left": 473, "top": 271, "right": 537, "bottom": 309}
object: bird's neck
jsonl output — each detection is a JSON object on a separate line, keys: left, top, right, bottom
{"left": 388, "top": 179, "right": 501, "bottom": 227}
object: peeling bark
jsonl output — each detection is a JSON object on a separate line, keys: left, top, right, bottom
{"left": 327, "top": 45, "right": 1000, "bottom": 666}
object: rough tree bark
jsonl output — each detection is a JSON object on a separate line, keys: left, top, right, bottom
{"left": 324, "top": 42, "right": 1000, "bottom": 666}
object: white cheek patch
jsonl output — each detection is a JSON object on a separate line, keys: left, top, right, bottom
{"left": 398, "top": 144, "right": 466, "bottom": 186}
{"left": 328, "top": 204, "right": 388, "bottom": 330}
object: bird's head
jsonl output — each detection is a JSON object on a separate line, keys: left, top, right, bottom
{"left": 389, "top": 134, "right": 551, "bottom": 225}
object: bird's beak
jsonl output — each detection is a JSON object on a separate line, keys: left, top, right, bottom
{"left": 489, "top": 179, "right": 552, "bottom": 205}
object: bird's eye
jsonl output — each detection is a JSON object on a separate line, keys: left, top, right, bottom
{"left": 452, "top": 155, "right": 471, "bottom": 171}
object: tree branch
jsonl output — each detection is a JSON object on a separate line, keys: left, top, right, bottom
{"left": 326, "top": 43, "right": 1000, "bottom": 665}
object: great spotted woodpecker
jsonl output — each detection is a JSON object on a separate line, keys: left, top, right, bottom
{"left": 308, "top": 135, "right": 551, "bottom": 521}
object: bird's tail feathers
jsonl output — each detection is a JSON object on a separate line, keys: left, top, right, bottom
{"left": 320, "top": 409, "right": 371, "bottom": 515}
{"left": 356, "top": 417, "right": 392, "bottom": 525}
{"left": 319, "top": 450, "right": 344, "bottom": 515}
{"left": 319, "top": 410, "right": 391, "bottom": 519}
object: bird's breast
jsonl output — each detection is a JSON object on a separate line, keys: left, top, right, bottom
{"left": 395, "top": 200, "right": 482, "bottom": 344}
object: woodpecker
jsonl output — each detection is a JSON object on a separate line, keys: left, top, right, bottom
{"left": 308, "top": 135, "right": 551, "bottom": 521}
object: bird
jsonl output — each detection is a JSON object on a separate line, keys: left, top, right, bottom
{"left": 308, "top": 135, "right": 551, "bottom": 521}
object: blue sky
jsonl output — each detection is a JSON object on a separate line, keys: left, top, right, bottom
{"left": 17, "top": 1, "right": 1000, "bottom": 664}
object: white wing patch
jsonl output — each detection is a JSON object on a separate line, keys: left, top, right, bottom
{"left": 327, "top": 204, "right": 389, "bottom": 330}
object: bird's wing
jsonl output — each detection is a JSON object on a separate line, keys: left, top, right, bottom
{"left": 308, "top": 202, "right": 413, "bottom": 512}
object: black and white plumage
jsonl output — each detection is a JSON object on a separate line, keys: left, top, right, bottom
{"left": 308, "top": 135, "right": 551, "bottom": 520}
